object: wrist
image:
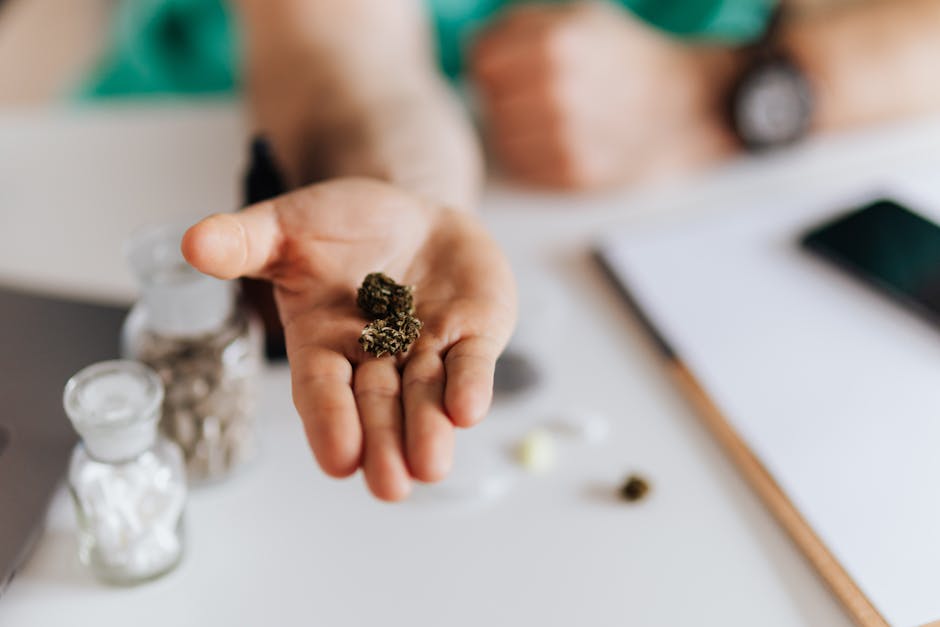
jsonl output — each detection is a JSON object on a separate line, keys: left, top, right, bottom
{"left": 679, "top": 46, "right": 744, "bottom": 156}
{"left": 238, "top": 2, "right": 480, "bottom": 207}
{"left": 252, "top": 69, "right": 481, "bottom": 210}
{"left": 779, "top": 16, "right": 839, "bottom": 130}
{"left": 778, "top": 0, "right": 940, "bottom": 132}
{"left": 691, "top": 47, "right": 745, "bottom": 117}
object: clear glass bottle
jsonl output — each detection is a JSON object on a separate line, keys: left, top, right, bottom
{"left": 63, "top": 360, "right": 186, "bottom": 585}
{"left": 121, "top": 224, "right": 262, "bottom": 483}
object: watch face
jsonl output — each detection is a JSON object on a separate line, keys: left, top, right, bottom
{"left": 733, "top": 59, "right": 813, "bottom": 150}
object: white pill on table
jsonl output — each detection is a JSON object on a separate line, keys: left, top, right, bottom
{"left": 516, "top": 428, "right": 556, "bottom": 473}
{"left": 411, "top": 429, "right": 516, "bottom": 505}
{"left": 555, "top": 408, "right": 610, "bottom": 444}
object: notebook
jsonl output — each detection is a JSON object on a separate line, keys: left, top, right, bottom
{"left": 596, "top": 190, "right": 940, "bottom": 627}
{"left": 0, "top": 287, "right": 125, "bottom": 594}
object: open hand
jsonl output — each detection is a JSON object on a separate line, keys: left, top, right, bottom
{"left": 182, "top": 178, "right": 516, "bottom": 501}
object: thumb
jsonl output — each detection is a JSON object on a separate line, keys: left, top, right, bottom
{"left": 181, "top": 200, "right": 282, "bottom": 280}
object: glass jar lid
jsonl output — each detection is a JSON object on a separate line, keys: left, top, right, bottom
{"left": 63, "top": 360, "right": 164, "bottom": 461}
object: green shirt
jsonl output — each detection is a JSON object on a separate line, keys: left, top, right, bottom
{"left": 429, "top": 0, "right": 774, "bottom": 78}
{"left": 83, "top": 0, "right": 774, "bottom": 98}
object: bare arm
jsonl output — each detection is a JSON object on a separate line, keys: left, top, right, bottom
{"left": 471, "top": 0, "right": 940, "bottom": 190}
{"left": 785, "top": 0, "right": 940, "bottom": 131}
{"left": 0, "top": 0, "right": 111, "bottom": 104}
{"left": 233, "top": 0, "right": 482, "bottom": 210}
{"left": 194, "top": 2, "right": 513, "bottom": 502}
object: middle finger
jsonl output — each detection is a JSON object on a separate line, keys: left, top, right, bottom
{"left": 354, "top": 358, "right": 411, "bottom": 501}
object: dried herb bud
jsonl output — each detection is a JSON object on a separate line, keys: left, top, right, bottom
{"left": 357, "top": 272, "right": 415, "bottom": 319}
{"left": 359, "top": 312, "right": 423, "bottom": 357}
{"left": 620, "top": 474, "right": 651, "bottom": 502}
{"left": 357, "top": 272, "right": 422, "bottom": 357}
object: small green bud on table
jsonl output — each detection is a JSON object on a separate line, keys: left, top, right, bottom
{"left": 620, "top": 474, "right": 651, "bottom": 502}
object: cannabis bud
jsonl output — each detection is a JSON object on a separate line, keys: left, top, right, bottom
{"left": 359, "top": 311, "right": 423, "bottom": 358}
{"left": 620, "top": 474, "right": 651, "bottom": 502}
{"left": 357, "top": 273, "right": 422, "bottom": 357}
{"left": 357, "top": 272, "right": 415, "bottom": 318}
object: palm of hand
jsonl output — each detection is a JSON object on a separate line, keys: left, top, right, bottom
{"left": 183, "top": 178, "right": 516, "bottom": 501}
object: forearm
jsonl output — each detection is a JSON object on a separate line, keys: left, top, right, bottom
{"left": 233, "top": 0, "right": 482, "bottom": 210}
{"left": 784, "top": 0, "right": 940, "bottom": 131}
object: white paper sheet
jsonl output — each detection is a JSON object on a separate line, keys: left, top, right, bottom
{"left": 599, "top": 186, "right": 940, "bottom": 627}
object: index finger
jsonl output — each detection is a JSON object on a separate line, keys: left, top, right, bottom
{"left": 181, "top": 200, "right": 282, "bottom": 280}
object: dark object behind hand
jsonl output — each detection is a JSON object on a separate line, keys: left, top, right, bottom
{"left": 241, "top": 137, "right": 287, "bottom": 360}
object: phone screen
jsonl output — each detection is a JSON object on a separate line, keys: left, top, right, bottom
{"left": 801, "top": 199, "right": 940, "bottom": 326}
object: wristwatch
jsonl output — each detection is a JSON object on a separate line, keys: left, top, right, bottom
{"left": 727, "top": 7, "right": 814, "bottom": 151}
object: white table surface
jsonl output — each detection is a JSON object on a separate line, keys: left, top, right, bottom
{"left": 4, "top": 101, "right": 939, "bottom": 627}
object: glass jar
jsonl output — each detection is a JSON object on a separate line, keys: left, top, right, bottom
{"left": 63, "top": 360, "right": 186, "bottom": 585}
{"left": 121, "top": 224, "right": 262, "bottom": 483}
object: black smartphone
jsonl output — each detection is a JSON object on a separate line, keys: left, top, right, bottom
{"left": 801, "top": 198, "right": 940, "bottom": 328}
